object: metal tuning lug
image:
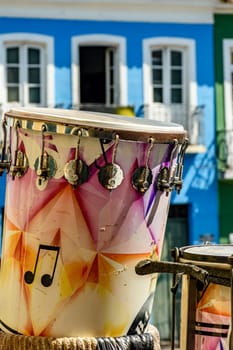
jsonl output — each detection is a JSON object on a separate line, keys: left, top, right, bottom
{"left": 34, "top": 124, "right": 56, "bottom": 190}
{"left": 156, "top": 166, "right": 170, "bottom": 193}
{"left": 97, "top": 134, "right": 124, "bottom": 190}
{"left": 174, "top": 138, "right": 189, "bottom": 194}
{"left": 9, "top": 120, "right": 28, "bottom": 179}
{"left": 132, "top": 137, "right": 154, "bottom": 194}
{"left": 64, "top": 128, "right": 89, "bottom": 187}
{"left": 0, "top": 117, "right": 11, "bottom": 175}
{"left": 157, "top": 139, "right": 178, "bottom": 195}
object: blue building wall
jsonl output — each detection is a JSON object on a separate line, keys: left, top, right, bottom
{"left": 0, "top": 17, "right": 218, "bottom": 244}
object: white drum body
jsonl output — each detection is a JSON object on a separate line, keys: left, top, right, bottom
{"left": 0, "top": 108, "right": 186, "bottom": 338}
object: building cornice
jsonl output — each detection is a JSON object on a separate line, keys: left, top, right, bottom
{"left": 0, "top": 0, "right": 232, "bottom": 23}
{"left": 0, "top": 0, "right": 218, "bottom": 23}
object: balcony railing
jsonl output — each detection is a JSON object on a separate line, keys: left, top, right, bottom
{"left": 217, "top": 130, "right": 233, "bottom": 178}
{"left": 139, "top": 104, "right": 205, "bottom": 146}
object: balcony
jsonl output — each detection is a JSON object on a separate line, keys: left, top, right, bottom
{"left": 217, "top": 130, "right": 233, "bottom": 179}
{"left": 139, "top": 104, "right": 206, "bottom": 152}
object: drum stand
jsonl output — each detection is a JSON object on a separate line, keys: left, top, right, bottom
{"left": 136, "top": 250, "right": 233, "bottom": 350}
{"left": 0, "top": 325, "right": 161, "bottom": 350}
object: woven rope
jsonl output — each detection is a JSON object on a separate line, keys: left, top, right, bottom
{"left": 0, "top": 326, "right": 161, "bottom": 350}
{"left": 0, "top": 333, "right": 98, "bottom": 350}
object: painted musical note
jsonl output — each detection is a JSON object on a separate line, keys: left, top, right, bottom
{"left": 24, "top": 244, "right": 60, "bottom": 287}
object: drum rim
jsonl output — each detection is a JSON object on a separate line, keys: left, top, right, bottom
{"left": 4, "top": 107, "right": 187, "bottom": 143}
{"left": 179, "top": 244, "right": 233, "bottom": 264}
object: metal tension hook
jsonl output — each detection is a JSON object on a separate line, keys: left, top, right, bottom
{"left": 174, "top": 138, "right": 189, "bottom": 194}
{"left": 0, "top": 117, "right": 10, "bottom": 175}
{"left": 157, "top": 139, "right": 179, "bottom": 195}
{"left": 9, "top": 120, "right": 28, "bottom": 179}
{"left": 34, "top": 124, "right": 56, "bottom": 190}
{"left": 97, "top": 134, "right": 124, "bottom": 190}
{"left": 64, "top": 128, "right": 90, "bottom": 187}
{"left": 132, "top": 137, "right": 154, "bottom": 194}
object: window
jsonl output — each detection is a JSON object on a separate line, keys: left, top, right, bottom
{"left": 79, "top": 46, "right": 117, "bottom": 105}
{"left": 72, "top": 34, "right": 127, "bottom": 110}
{"left": 151, "top": 48, "right": 184, "bottom": 104}
{"left": 223, "top": 40, "right": 233, "bottom": 173}
{"left": 143, "top": 38, "right": 197, "bottom": 143}
{"left": 6, "top": 45, "right": 42, "bottom": 104}
{"left": 223, "top": 40, "right": 233, "bottom": 132}
{"left": 0, "top": 33, "right": 54, "bottom": 109}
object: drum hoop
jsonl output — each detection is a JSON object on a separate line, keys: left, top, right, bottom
{"left": 178, "top": 257, "right": 232, "bottom": 270}
{"left": 179, "top": 244, "right": 233, "bottom": 265}
{"left": 5, "top": 108, "right": 187, "bottom": 143}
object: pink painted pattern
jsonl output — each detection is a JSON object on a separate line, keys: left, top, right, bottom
{"left": 0, "top": 127, "right": 176, "bottom": 337}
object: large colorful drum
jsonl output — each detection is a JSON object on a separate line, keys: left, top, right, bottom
{"left": 178, "top": 244, "right": 233, "bottom": 350}
{"left": 0, "top": 107, "right": 187, "bottom": 338}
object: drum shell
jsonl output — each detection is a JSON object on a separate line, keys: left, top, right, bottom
{"left": 178, "top": 245, "right": 233, "bottom": 350}
{"left": 0, "top": 114, "right": 181, "bottom": 338}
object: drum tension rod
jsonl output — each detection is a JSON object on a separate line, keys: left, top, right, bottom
{"left": 157, "top": 139, "right": 178, "bottom": 195}
{"left": 132, "top": 138, "right": 154, "bottom": 194}
{"left": 174, "top": 138, "right": 189, "bottom": 194}
{"left": 157, "top": 138, "right": 189, "bottom": 195}
{"left": 0, "top": 117, "right": 11, "bottom": 175}
{"left": 36, "top": 124, "right": 50, "bottom": 185}
{"left": 96, "top": 135, "right": 124, "bottom": 191}
{"left": 64, "top": 128, "right": 90, "bottom": 187}
{"left": 35, "top": 124, "right": 56, "bottom": 189}
{"left": 9, "top": 120, "right": 28, "bottom": 179}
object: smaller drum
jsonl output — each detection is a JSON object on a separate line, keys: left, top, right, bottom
{"left": 178, "top": 244, "right": 233, "bottom": 350}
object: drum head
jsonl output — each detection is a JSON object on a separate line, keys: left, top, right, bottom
{"left": 179, "top": 244, "right": 233, "bottom": 264}
{"left": 5, "top": 107, "right": 186, "bottom": 143}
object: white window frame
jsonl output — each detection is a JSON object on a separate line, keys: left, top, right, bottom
{"left": 0, "top": 33, "right": 54, "bottom": 110}
{"left": 5, "top": 44, "right": 45, "bottom": 106}
{"left": 150, "top": 46, "right": 187, "bottom": 105}
{"left": 143, "top": 37, "right": 197, "bottom": 118}
{"left": 105, "top": 47, "right": 117, "bottom": 105}
{"left": 223, "top": 39, "right": 233, "bottom": 132}
{"left": 71, "top": 34, "right": 127, "bottom": 107}
{"left": 223, "top": 39, "right": 233, "bottom": 175}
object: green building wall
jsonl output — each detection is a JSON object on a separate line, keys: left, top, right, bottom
{"left": 215, "top": 14, "right": 233, "bottom": 243}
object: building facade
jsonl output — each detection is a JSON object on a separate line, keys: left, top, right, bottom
{"left": 215, "top": 7, "right": 233, "bottom": 244}
{"left": 0, "top": 0, "right": 223, "bottom": 342}
{"left": 0, "top": 0, "right": 219, "bottom": 244}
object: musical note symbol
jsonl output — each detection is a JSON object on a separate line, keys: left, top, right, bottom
{"left": 24, "top": 244, "right": 60, "bottom": 287}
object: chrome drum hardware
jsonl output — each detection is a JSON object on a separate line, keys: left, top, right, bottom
{"left": 64, "top": 128, "right": 90, "bottom": 187}
{"left": 97, "top": 134, "right": 124, "bottom": 191}
{"left": 34, "top": 124, "right": 57, "bottom": 190}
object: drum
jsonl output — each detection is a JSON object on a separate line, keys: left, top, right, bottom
{"left": 0, "top": 107, "right": 187, "bottom": 338}
{"left": 178, "top": 244, "right": 233, "bottom": 350}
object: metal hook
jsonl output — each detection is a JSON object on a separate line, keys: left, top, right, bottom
{"left": 0, "top": 117, "right": 10, "bottom": 175}
{"left": 9, "top": 120, "right": 28, "bottom": 179}
{"left": 174, "top": 138, "right": 189, "bottom": 194}
{"left": 157, "top": 139, "right": 179, "bottom": 194}
{"left": 132, "top": 137, "right": 154, "bottom": 194}
{"left": 97, "top": 134, "right": 124, "bottom": 190}
{"left": 74, "top": 129, "right": 82, "bottom": 160}
{"left": 95, "top": 138, "right": 109, "bottom": 169}
{"left": 64, "top": 128, "right": 89, "bottom": 187}
{"left": 168, "top": 139, "right": 179, "bottom": 181}
{"left": 34, "top": 123, "right": 56, "bottom": 190}
{"left": 112, "top": 134, "right": 119, "bottom": 164}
